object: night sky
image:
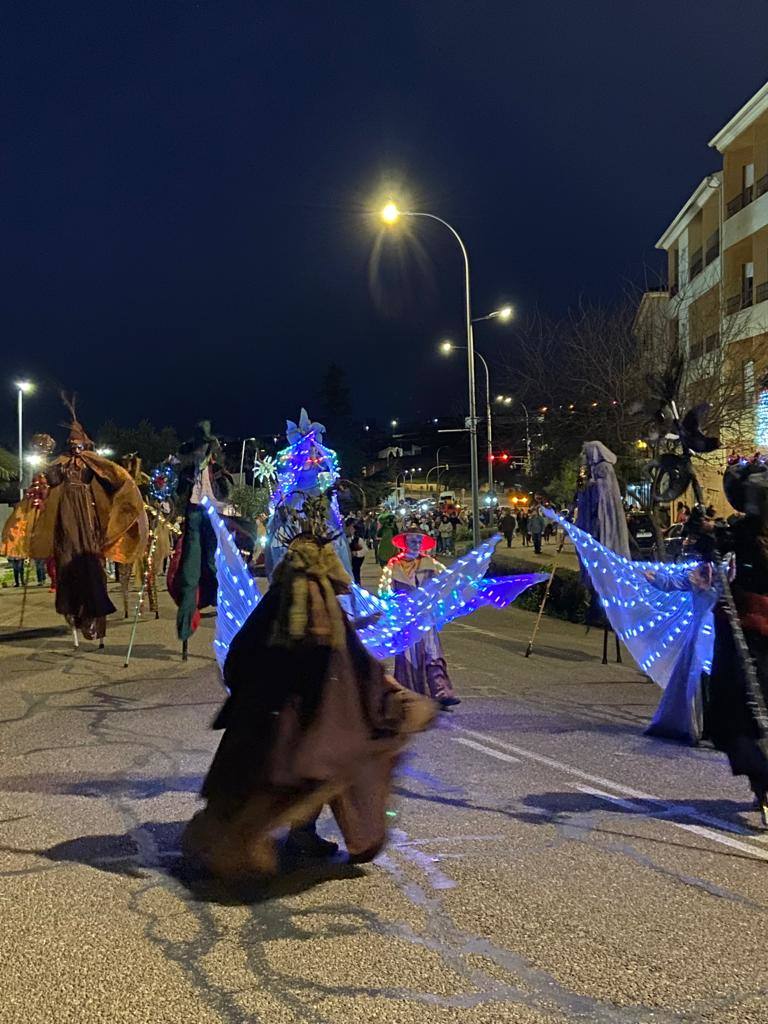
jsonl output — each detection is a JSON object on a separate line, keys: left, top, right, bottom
{"left": 4, "top": 1, "right": 767, "bottom": 449}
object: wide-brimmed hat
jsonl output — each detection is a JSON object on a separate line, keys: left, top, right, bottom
{"left": 392, "top": 531, "right": 437, "bottom": 554}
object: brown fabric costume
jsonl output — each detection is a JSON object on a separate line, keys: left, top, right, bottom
{"left": 183, "top": 538, "right": 436, "bottom": 878}
{"left": 27, "top": 413, "right": 147, "bottom": 638}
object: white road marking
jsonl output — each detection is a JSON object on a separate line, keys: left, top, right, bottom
{"left": 574, "top": 784, "right": 768, "bottom": 861}
{"left": 453, "top": 737, "right": 521, "bottom": 763}
{"left": 452, "top": 622, "right": 511, "bottom": 641}
{"left": 452, "top": 725, "right": 768, "bottom": 859}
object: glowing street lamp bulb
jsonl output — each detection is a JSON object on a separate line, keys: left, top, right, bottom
{"left": 391, "top": 419, "right": 398, "bottom": 428}
{"left": 27, "top": 453, "right": 43, "bottom": 468}
{"left": 15, "top": 380, "right": 33, "bottom": 393}
{"left": 439, "top": 340, "right": 453, "bottom": 354}
{"left": 503, "top": 397, "right": 513, "bottom": 405}
{"left": 497, "top": 305, "right": 513, "bottom": 322}
{"left": 381, "top": 202, "right": 400, "bottom": 224}
{"left": 97, "top": 447, "right": 114, "bottom": 457}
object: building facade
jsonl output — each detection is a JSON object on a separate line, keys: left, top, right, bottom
{"left": 655, "top": 80, "right": 768, "bottom": 508}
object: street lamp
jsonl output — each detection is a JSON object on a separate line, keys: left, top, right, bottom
{"left": 496, "top": 394, "right": 531, "bottom": 474}
{"left": 96, "top": 447, "right": 114, "bottom": 458}
{"left": 381, "top": 200, "right": 481, "bottom": 545}
{"left": 14, "top": 380, "right": 34, "bottom": 499}
{"left": 440, "top": 340, "right": 495, "bottom": 502}
{"left": 239, "top": 436, "right": 256, "bottom": 481}
{"left": 390, "top": 418, "right": 398, "bottom": 429}
{"left": 472, "top": 304, "right": 514, "bottom": 325}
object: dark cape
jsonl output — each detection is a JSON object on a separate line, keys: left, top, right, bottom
{"left": 183, "top": 588, "right": 436, "bottom": 877}
{"left": 707, "top": 516, "right": 768, "bottom": 791}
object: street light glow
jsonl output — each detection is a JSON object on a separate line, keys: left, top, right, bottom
{"left": 497, "top": 305, "right": 513, "bottom": 322}
{"left": 390, "top": 419, "right": 398, "bottom": 428}
{"left": 381, "top": 201, "right": 401, "bottom": 224}
{"left": 27, "top": 453, "right": 43, "bottom": 468}
{"left": 96, "top": 447, "right": 114, "bottom": 457}
{"left": 439, "top": 340, "right": 453, "bottom": 355}
{"left": 15, "top": 380, "right": 34, "bottom": 393}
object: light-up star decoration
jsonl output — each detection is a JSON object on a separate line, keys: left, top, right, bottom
{"left": 544, "top": 509, "right": 717, "bottom": 743}
{"left": 201, "top": 496, "right": 546, "bottom": 672}
{"left": 265, "top": 408, "right": 349, "bottom": 575}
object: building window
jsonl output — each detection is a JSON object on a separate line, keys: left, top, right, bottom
{"left": 743, "top": 358, "right": 756, "bottom": 407}
{"left": 742, "top": 261, "right": 754, "bottom": 307}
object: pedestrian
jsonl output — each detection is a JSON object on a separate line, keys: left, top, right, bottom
{"left": 350, "top": 528, "right": 366, "bottom": 586}
{"left": 438, "top": 516, "right": 454, "bottom": 555}
{"left": 528, "top": 507, "right": 546, "bottom": 554}
{"left": 517, "top": 510, "right": 530, "bottom": 546}
{"left": 9, "top": 557, "right": 24, "bottom": 587}
{"left": 384, "top": 531, "right": 460, "bottom": 709}
{"left": 500, "top": 510, "right": 516, "bottom": 548}
{"left": 34, "top": 558, "right": 47, "bottom": 586}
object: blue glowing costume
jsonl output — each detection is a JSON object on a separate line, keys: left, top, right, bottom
{"left": 264, "top": 409, "right": 352, "bottom": 578}
{"left": 205, "top": 498, "right": 546, "bottom": 672}
{"left": 545, "top": 510, "right": 716, "bottom": 744}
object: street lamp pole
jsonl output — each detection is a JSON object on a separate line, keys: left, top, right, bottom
{"left": 239, "top": 436, "right": 256, "bottom": 482}
{"left": 395, "top": 210, "right": 480, "bottom": 546}
{"left": 14, "top": 381, "right": 33, "bottom": 500}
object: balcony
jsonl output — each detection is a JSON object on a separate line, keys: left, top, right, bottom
{"left": 756, "top": 280, "right": 768, "bottom": 304}
{"left": 727, "top": 186, "right": 754, "bottom": 219}
{"left": 689, "top": 247, "right": 703, "bottom": 280}
{"left": 705, "top": 230, "right": 719, "bottom": 265}
{"left": 725, "top": 286, "right": 753, "bottom": 315}
{"left": 757, "top": 173, "right": 768, "bottom": 200}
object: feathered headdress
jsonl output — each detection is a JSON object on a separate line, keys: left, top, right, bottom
{"left": 61, "top": 393, "right": 94, "bottom": 449}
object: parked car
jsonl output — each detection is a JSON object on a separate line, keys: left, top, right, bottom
{"left": 626, "top": 511, "right": 657, "bottom": 559}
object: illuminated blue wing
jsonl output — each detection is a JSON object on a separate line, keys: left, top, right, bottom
{"left": 545, "top": 509, "right": 715, "bottom": 690}
{"left": 345, "top": 536, "right": 547, "bottom": 659}
{"left": 202, "top": 498, "right": 264, "bottom": 669}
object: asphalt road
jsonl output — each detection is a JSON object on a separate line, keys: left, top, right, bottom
{"left": 1, "top": 561, "right": 767, "bottom": 1024}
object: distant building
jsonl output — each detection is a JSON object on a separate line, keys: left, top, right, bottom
{"left": 654, "top": 79, "right": 768, "bottom": 506}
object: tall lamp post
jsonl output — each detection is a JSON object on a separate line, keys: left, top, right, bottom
{"left": 14, "top": 380, "right": 34, "bottom": 500}
{"left": 239, "top": 436, "right": 256, "bottom": 483}
{"left": 381, "top": 201, "right": 482, "bottom": 545}
{"left": 496, "top": 394, "right": 531, "bottom": 474}
{"left": 439, "top": 305, "right": 512, "bottom": 505}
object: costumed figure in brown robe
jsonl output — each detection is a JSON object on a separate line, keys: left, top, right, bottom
{"left": 1, "top": 435, "right": 56, "bottom": 577}
{"left": 183, "top": 525, "right": 437, "bottom": 879}
{"left": 708, "top": 455, "right": 768, "bottom": 823}
{"left": 381, "top": 531, "right": 460, "bottom": 708}
{"left": 28, "top": 399, "right": 147, "bottom": 642}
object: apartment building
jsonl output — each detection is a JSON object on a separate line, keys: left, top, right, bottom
{"left": 655, "top": 80, "right": 768, "bottom": 506}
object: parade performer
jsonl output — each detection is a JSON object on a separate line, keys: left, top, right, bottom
{"left": 28, "top": 400, "right": 147, "bottom": 642}
{"left": 707, "top": 456, "right": 768, "bottom": 822}
{"left": 576, "top": 441, "right": 631, "bottom": 558}
{"left": 168, "top": 421, "right": 233, "bottom": 655}
{"left": 264, "top": 409, "right": 351, "bottom": 577}
{"left": 183, "top": 518, "right": 437, "bottom": 878}
{"left": 380, "top": 531, "right": 460, "bottom": 708}
{"left": 1, "top": 434, "right": 56, "bottom": 565}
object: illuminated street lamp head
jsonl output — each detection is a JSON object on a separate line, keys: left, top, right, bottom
{"left": 381, "top": 201, "right": 401, "bottom": 225}
{"left": 15, "top": 380, "right": 33, "bottom": 393}
{"left": 439, "top": 339, "right": 454, "bottom": 355}
{"left": 26, "top": 453, "right": 43, "bottom": 468}
{"left": 96, "top": 447, "right": 114, "bottom": 457}
{"left": 390, "top": 418, "right": 398, "bottom": 428}
{"left": 497, "top": 305, "right": 513, "bottom": 322}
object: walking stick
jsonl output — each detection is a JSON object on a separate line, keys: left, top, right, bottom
{"left": 524, "top": 553, "right": 559, "bottom": 658}
{"left": 123, "top": 525, "right": 159, "bottom": 668}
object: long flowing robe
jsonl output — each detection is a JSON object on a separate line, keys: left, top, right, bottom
{"left": 29, "top": 451, "right": 146, "bottom": 638}
{"left": 388, "top": 554, "right": 458, "bottom": 703}
{"left": 707, "top": 517, "right": 768, "bottom": 790}
{"left": 183, "top": 587, "right": 436, "bottom": 877}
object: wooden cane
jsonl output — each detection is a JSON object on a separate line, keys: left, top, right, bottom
{"left": 524, "top": 556, "right": 559, "bottom": 658}
{"left": 123, "top": 526, "right": 159, "bottom": 668}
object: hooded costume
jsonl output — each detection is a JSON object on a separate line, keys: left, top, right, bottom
{"left": 183, "top": 534, "right": 437, "bottom": 877}
{"left": 577, "top": 441, "right": 631, "bottom": 559}
{"left": 707, "top": 457, "right": 768, "bottom": 816}
{"left": 381, "top": 532, "right": 460, "bottom": 707}
{"left": 29, "top": 403, "right": 147, "bottom": 640}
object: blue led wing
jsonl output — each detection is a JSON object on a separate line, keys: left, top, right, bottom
{"left": 202, "top": 497, "right": 263, "bottom": 669}
{"left": 351, "top": 535, "right": 547, "bottom": 658}
{"left": 544, "top": 509, "right": 715, "bottom": 689}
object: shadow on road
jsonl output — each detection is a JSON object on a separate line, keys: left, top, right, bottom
{"left": 0, "top": 626, "right": 68, "bottom": 643}
{"left": 31, "top": 820, "right": 367, "bottom": 904}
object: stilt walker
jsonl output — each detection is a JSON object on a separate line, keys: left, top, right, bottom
{"left": 27, "top": 397, "right": 147, "bottom": 646}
